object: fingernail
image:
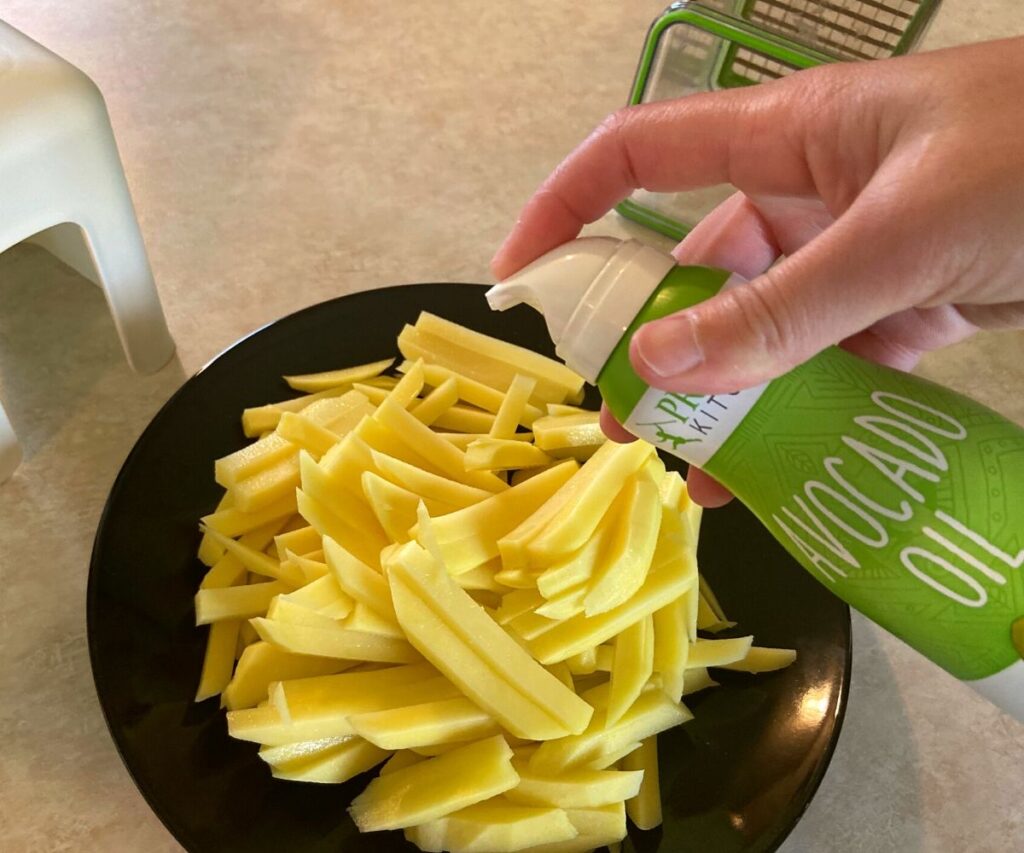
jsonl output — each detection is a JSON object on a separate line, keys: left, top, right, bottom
{"left": 633, "top": 314, "right": 704, "bottom": 379}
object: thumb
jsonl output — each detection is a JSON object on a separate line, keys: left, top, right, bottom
{"left": 629, "top": 196, "right": 919, "bottom": 394}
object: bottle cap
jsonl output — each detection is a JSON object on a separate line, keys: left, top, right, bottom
{"left": 486, "top": 237, "right": 674, "bottom": 382}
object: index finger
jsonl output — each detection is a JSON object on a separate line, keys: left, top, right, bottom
{"left": 491, "top": 81, "right": 822, "bottom": 280}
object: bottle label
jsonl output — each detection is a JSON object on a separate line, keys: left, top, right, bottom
{"left": 623, "top": 383, "right": 768, "bottom": 467}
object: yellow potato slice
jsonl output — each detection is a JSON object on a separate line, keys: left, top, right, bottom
{"left": 267, "top": 736, "right": 389, "bottom": 784}
{"left": 273, "top": 525, "right": 322, "bottom": 558}
{"left": 258, "top": 734, "right": 351, "bottom": 767}
{"left": 490, "top": 374, "right": 538, "bottom": 439}
{"left": 525, "top": 440, "right": 654, "bottom": 567}
{"left": 251, "top": 617, "right": 420, "bottom": 663}
{"left": 296, "top": 488, "right": 385, "bottom": 571}
{"left": 387, "top": 554, "right": 585, "bottom": 741}
{"left": 241, "top": 385, "right": 360, "bottom": 437}
{"left": 686, "top": 636, "right": 754, "bottom": 668}
{"left": 215, "top": 433, "right": 294, "bottom": 490}
{"left": 229, "top": 685, "right": 460, "bottom": 748}
{"left": 444, "top": 801, "right": 578, "bottom": 853}
{"left": 370, "top": 448, "right": 491, "bottom": 510}
{"left": 505, "top": 765, "right": 643, "bottom": 809}
{"left": 285, "top": 551, "right": 330, "bottom": 584}
{"left": 275, "top": 411, "right": 344, "bottom": 459}
{"left": 622, "top": 736, "right": 662, "bottom": 830}
{"left": 275, "top": 663, "right": 439, "bottom": 712}
{"left": 422, "top": 460, "right": 578, "bottom": 575}
{"left": 607, "top": 616, "right": 654, "bottom": 727}
{"left": 529, "top": 689, "right": 690, "bottom": 774}
{"left": 348, "top": 735, "right": 519, "bottom": 832}
{"left": 411, "top": 377, "right": 460, "bottom": 426}
{"left": 533, "top": 585, "right": 587, "bottom": 621}
{"left": 652, "top": 593, "right": 690, "bottom": 702}
{"left": 536, "top": 524, "right": 610, "bottom": 600}
{"left": 343, "top": 602, "right": 405, "bottom": 639}
{"left": 222, "top": 641, "right": 351, "bottom": 710}
{"left": 299, "top": 453, "right": 390, "bottom": 553}
{"left": 195, "top": 581, "right": 289, "bottom": 624}
{"left": 201, "top": 494, "right": 297, "bottom": 538}
{"left": 531, "top": 412, "right": 606, "bottom": 461}
{"left": 324, "top": 537, "right": 397, "bottom": 622}
{"left": 464, "top": 438, "right": 553, "bottom": 472}
{"left": 349, "top": 697, "right": 499, "bottom": 750}
{"left": 414, "top": 313, "right": 584, "bottom": 400}
{"left": 385, "top": 358, "right": 425, "bottom": 408}
{"left": 374, "top": 399, "right": 507, "bottom": 492}
{"left": 199, "top": 527, "right": 305, "bottom": 587}
{"left": 381, "top": 749, "right": 427, "bottom": 777}
{"left": 584, "top": 474, "right": 662, "bottom": 616}
{"left": 716, "top": 646, "right": 797, "bottom": 673}
{"left": 427, "top": 404, "right": 497, "bottom": 434}
{"left": 494, "top": 589, "right": 545, "bottom": 625}
{"left": 353, "top": 416, "right": 448, "bottom": 479}
{"left": 361, "top": 471, "right": 427, "bottom": 542}
{"left": 232, "top": 454, "right": 300, "bottom": 513}
{"left": 200, "top": 519, "right": 285, "bottom": 588}
{"left": 195, "top": 619, "right": 241, "bottom": 701}
{"left": 283, "top": 358, "right": 394, "bottom": 393}
{"left": 682, "top": 667, "right": 719, "bottom": 696}
{"left": 388, "top": 543, "right": 593, "bottom": 736}
{"left": 265, "top": 597, "right": 342, "bottom": 630}
{"left": 402, "top": 362, "right": 544, "bottom": 426}
{"left": 528, "top": 556, "right": 697, "bottom": 665}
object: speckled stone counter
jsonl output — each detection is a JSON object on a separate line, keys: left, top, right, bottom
{"left": 0, "top": 2, "right": 1021, "bottom": 851}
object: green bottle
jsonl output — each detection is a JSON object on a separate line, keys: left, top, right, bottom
{"left": 487, "top": 237, "right": 1024, "bottom": 720}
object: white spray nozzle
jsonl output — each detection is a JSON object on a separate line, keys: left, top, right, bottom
{"left": 485, "top": 237, "right": 674, "bottom": 382}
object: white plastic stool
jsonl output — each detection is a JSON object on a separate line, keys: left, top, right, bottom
{"left": 0, "top": 20, "right": 174, "bottom": 483}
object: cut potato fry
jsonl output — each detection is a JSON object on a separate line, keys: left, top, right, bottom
{"left": 242, "top": 385, "right": 358, "bottom": 437}
{"left": 350, "top": 697, "right": 499, "bottom": 750}
{"left": 348, "top": 735, "right": 519, "bottom": 832}
{"left": 200, "top": 527, "right": 305, "bottom": 587}
{"left": 324, "top": 537, "right": 398, "bottom": 622}
{"left": 195, "top": 581, "right": 289, "bottom": 625}
{"left": 252, "top": 617, "right": 420, "bottom": 663}
{"left": 622, "top": 736, "right": 662, "bottom": 830}
{"left": 686, "top": 635, "right": 754, "bottom": 669}
{"left": 529, "top": 556, "right": 697, "bottom": 665}
{"left": 283, "top": 358, "right": 394, "bottom": 393}
{"left": 196, "top": 619, "right": 241, "bottom": 701}
{"left": 201, "top": 494, "right": 297, "bottom": 538}
{"left": 404, "top": 362, "right": 544, "bottom": 426}
{"left": 414, "top": 313, "right": 584, "bottom": 400}
{"left": 584, "top": 473, "right": 661, "bottom": 616}
{"left": 386, "top": 359, "right": 426, "bottom": 408}
{"left": 531, "top": 412, "right": 606, "bottom": 461}
{"left": 444, "top": 801, "right": 578, "bottom": 853}
{"left": 529, "top": 689, "right": 690, "bottom": 775}
{"left": 200, "top": 519, "right": 285, "bottom": 589}
{"left": 490, "top": 375, "right": 538, "bottom": 439}
{"left": 525, "top": 441, "right": 654, "bottom": 567}
{"left": 370, "top": 447, "right": 491, "bottom": 510}
{"left": 421, "top": 460, "right": 578, "bottom": 575}
{"left": 222, "top": 641, "right": 351, "bottom": 710}
{"left": 387, "top": 543, "right": 592, "bottom": 741}
{"left": 652, "top": 593, "right": 690, "bottom": 702}
{"left": 465, "top": 438, "right": 553, "bottom": 472}
{"left": 505, "top": 765, "right": 643, "bottom": 809}
{"left": 717, "top": 646, "right": 798, "bottom": 673}
{"left": 374, "top": 399, "right": 507, "bottom": 492}
{"left": 607, "top": 616, "right": 654, "bottom": 727}
{"left": 411, "top": 377, "right": 460, "bottom": 426}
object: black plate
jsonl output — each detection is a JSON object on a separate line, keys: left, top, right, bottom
{"left": 88, "top": 284, "right": 851, "bottom": 853}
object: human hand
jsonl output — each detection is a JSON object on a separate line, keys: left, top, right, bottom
{"left": 491, "top": 37, "right": 1024, "bottom": 507}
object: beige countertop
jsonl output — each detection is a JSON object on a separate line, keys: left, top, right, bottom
{"left": 0, "top": 1, "right": 1021, "bottom": 851}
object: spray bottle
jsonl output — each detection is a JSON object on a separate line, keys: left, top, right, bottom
{"left": 487, "top": 236, "right": 1024, "bottom": 720}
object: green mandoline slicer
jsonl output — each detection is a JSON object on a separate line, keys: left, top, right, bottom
{"left": 616, "top": 0, "right": 943, "bottom": 241}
